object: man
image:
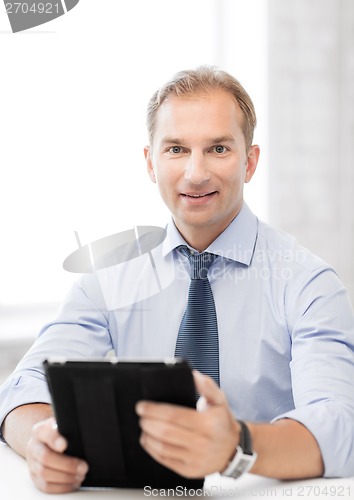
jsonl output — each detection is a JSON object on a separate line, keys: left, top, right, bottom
{"left": 1, "top": 66, "right": 354, "bottom": 493}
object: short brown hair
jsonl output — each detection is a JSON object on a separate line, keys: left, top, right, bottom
{"left": 147, "top": 65, "right": 257, "bottom": 152}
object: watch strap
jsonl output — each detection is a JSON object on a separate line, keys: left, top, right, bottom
{"left": 238, "top": 420, "right": 253, "bottom": 455}
{"left": 221, "top": 420, "right": 257, "bottom": 479}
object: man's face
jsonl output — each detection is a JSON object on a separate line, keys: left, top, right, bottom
{"left": 145, "top": 90, "right": 259, "bottom": 245}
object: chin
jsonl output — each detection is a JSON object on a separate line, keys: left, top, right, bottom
{"left": 184, "top": 217, "right": 216, "bottom": 229}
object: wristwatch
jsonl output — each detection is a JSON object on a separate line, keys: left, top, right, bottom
{"left": 221, "top": 420, "right": 257, "bottom": 479}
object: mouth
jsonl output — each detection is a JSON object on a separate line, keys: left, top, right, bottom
{"left": 180, "top": 191, "right": 218, "bottom": 205}
{"left": 181, "top": 191, "right": 217, "bottom": 198}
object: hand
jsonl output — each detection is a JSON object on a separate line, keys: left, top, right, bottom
{"left": 25, "top": 417, "right": 89, "bottom": 493}
{"left": 136, "top": 371, "right": 240, "bottom": 478}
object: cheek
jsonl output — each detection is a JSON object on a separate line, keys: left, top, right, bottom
{"left": 153, "top": 170, "right": 172, "bottom": 197}
{"left": 155, "top": 165, "right": 178, "bottom": 186}
{"left": 224, "top": 168, "right": 244, "bottom": 187}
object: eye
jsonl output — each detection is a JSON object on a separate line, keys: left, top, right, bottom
{"left": 169, "top": 146, "right": 183, "bottom": 154}
{"left": 213, "top": 145, "right": 227, "bottom": 154}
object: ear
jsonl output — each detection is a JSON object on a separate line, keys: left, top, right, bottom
{"left": 144, "top": 146, "right": 156, "bottom": 183}
{"left": 245, "top": 145, "right": 260, "bottom": 183}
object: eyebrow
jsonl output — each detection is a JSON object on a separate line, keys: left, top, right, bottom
{"left": 160, "top": 135, "right": 236, "bottom": 147}
{"left": 210, "top": 135, "right": 236, "bottom": 144}
{"left": 160, "top": 138, "right": 184, "bottom": 146}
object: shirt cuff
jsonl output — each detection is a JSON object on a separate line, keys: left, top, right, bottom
{"left": 0, "top": 374, "right": 52, "bottom": 443}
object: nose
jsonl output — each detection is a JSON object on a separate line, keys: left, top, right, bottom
{"left": 184, "top": 152, "right": 210, "bottom": 185}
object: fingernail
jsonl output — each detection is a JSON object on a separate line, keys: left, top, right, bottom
{"left": 77, "top": 462, "right": 89, "bottom": 475}
{"left": 54, "top": 437, "right": 66, "bottom": 450}
{"left": 136, "top": 403, "right": 143, "bottom": 415}
{"left": 196, "top": 396, "right": 208, "bottom": 411}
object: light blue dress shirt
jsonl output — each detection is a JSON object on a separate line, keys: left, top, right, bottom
{"left": 1, "top": 203, "right": 354, "bottom": 477}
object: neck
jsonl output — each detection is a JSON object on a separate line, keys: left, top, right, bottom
{"left": 173, "top": 205, "right": 244, "bottom": 252}
{"left": 173, "top": 220, "right": 229, "bottom": 253}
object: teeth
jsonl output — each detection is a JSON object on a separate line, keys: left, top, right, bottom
{"left": 188, "top": 193, "right": 208, "bottom": 198}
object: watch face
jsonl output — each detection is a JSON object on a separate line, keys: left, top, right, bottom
{"left": 222, "top": 421, "right": 257, "bottom": 479}
{"left": 222, "top": 449, "right": 257, "bottom": 479}
{"left": 231, "top": 456, "right": 254, "bottom": 478}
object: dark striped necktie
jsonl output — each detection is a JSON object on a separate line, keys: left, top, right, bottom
{"left": 175, "top": 246, "right": 220, "bottom": 386}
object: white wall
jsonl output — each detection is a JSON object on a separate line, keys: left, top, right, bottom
{"left": 268, "top": 0, "right": 354, "bottom": 302}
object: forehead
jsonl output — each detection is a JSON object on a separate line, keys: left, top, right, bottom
{"left": 153, "top": 90, "right": 244, "bottom": 143}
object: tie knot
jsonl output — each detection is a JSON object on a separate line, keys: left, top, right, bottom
{"left": 179, "top": 246, "right": 217, "bottom": 279}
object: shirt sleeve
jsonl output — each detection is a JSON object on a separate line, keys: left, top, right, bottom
{"left": 0, "top": 272, "right": 113, "bottom": 442}
{"left": 273, "top": 265, "right": 354, "bottom": 477}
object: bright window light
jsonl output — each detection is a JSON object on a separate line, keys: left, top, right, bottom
{"left": 0, "top": 0, "right": 267, "bottom": 337}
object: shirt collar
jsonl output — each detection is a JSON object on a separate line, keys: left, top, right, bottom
{"left": 162, "top": 203, "right": 258, "bottom": 266}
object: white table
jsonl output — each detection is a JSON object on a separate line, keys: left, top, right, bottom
{"left": 1, "top": 443, "right": 353, "bottom": 499}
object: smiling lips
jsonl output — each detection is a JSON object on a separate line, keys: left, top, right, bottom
{"left": 182, "top": 191, "right": 217, "bottom": 198}
{"left": 181, "top": 191, "right": 217, "bottom": 204}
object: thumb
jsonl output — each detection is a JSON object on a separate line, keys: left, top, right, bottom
{"left": 193, "top": 370, "right": 226, "bottom": 407}
{"left": 32, "top": 417, "right": 68, "bottom": 453}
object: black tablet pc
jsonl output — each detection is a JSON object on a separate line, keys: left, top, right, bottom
{"left": 43, "top": 358, "right": 204, "bottom": 490}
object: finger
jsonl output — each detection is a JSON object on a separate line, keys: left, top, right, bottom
{"left": 140, "top": 433, "right": 205, "bottom": 479}
{"left": 140, "top": 431, "right": 186, "bottom": 463}
{"left": 29, "top": 417, "right": 89, "bottom": 475}
{"left": 28, "top": 436, "right": 89, "bottom": 476}
{"left": 139, "top": 417, "right": 203, "bottom": 449}
{"left": 136, "top": 402, "right": 199, "bottom": 430}
{"left": 31, "top": 457, "right": 87, "bottom": 485}
{"left": 31, "top": 475, "right": 83, "bottom": 494}
{"left": 193, "top": 371, "right": 226, "bottom": 406}
{"left": 32, "top": 417, "right": 67, "bottom": 453}
{"left": 27, "top": 442, "right": 88, "bottom": 494}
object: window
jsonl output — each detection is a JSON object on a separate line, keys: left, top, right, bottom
{"left": 0, "top": 0, "right": 267, "bottom": 339}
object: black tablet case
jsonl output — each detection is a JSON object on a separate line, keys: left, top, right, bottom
{"left": 44, "top": 359, "right": 204, "bottom": 489}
